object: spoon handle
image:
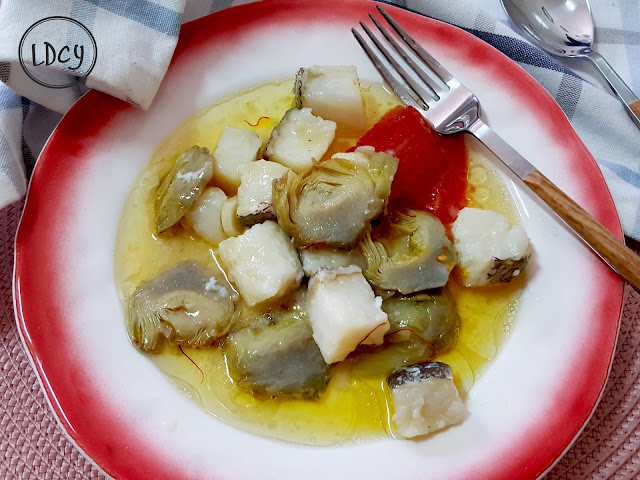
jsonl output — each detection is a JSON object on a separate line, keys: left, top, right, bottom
{"left": 586, "top": 51, "right": 640, "bottom": 129}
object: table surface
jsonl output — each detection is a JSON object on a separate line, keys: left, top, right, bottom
{"left": 1, "top": 200, "right": 639, "bottom": 480}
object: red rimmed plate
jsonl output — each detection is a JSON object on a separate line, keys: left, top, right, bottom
{"left": 13, "top": 1, "right": 624, "bottom": 479}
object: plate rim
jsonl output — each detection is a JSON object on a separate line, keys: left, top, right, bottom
{"left": 12, "top": 1, "right": 625, "bottom": 479}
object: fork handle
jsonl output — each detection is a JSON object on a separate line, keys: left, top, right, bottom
{"left": 523, "top": 170, "right": 640, "bottom": 288}
{"left": 468, "top": 121, "right": 640, "bottom": 290}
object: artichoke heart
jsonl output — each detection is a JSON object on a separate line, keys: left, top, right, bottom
{"left": 155, "top": 146, "right": 214, "bottom": 232}
{"left": 361, "top": 210, "right": 456, "bottom": 293}
{"left": 126, "top": 262, "right": 238, "bottom": 353}
{"left": 224, "top": 301, "right": 329, "bottom": 399}
{"left": 273, "top": 149, "right": 398, "bottom": 247}
{"left": 382, "top": 289, "right": 460, "bottom": 358}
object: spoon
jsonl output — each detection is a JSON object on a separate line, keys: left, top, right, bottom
{"left": 501, "top": 0, "right": 640, "bottom": 129}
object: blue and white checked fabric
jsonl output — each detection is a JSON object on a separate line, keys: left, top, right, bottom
{"left": 0, "top": 0, "right": 639, "bottom": 239}
{"left": 0, "top": 0, "right": 184, "bottom": 112}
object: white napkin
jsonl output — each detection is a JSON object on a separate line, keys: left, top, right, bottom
{"left": 0, "top": 0, "right": 187, "bottom": 208}
{"left": 0, "top": 0, "right": 185, "bottom": 112}
{"left": 1, "top": 0, "right": 639, "bottom": 240}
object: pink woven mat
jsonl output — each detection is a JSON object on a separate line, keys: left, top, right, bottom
{"left": 1, "top": 201, "right": 639, "bottom": 480}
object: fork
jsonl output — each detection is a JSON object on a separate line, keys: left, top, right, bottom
{"left": 353, "top": 5, "right": 640, "bottom": 290}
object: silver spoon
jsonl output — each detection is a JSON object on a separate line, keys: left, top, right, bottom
{"left": 501, "top": 0, "right": 640, "bottom": 129}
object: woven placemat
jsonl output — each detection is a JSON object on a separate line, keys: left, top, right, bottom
{"left": 1, "top": 201, "right": 639, "bottom": 480}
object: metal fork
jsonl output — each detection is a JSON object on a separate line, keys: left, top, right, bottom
{"left": 353, "top": 5, "right": 640, "bottom": 290}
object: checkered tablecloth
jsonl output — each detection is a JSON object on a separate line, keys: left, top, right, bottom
{"left": 1, "top": 0, "right": 640, "bottom": 478}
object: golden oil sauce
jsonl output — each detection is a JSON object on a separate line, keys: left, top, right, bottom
{"left": 114, "top": 79, "right": 524, "bottom": 446}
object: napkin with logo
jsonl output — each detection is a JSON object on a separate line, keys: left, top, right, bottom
{"left": 0, "top": 0, "right": 185, "bottom": 208}
{"left": 0, "top": 0, "right": 639, "bottom": 237}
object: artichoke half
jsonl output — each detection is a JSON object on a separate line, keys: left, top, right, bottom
{"left": 224, "top": 297, "right": 329, "bottom": 399}
{"left": 360, "top": 210, "right": 457, "bottom": 294}
{"left": 273, "top": 149, "right": 398, "bottom": 247}
{"left": 382, "top": 289, "right": 460, "bottom": 358}
{"left": 155, "top": 146, "right": 214, "bottom": 233}
{"left": 126, "top": 262, "right": 238, "bottom": 353}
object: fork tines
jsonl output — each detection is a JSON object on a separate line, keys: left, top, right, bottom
{"left": 352, "top": 5, "right": 451, "bottom": 111}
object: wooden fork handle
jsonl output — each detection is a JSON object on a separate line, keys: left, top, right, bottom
{"left": 524, "top": 169, "right": 640, "bottom": 289}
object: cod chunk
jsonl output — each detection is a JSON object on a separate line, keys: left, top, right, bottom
{"left": 451, "top": 208, "right": 531, "bottom": 287}
{"left": 183, "top": 187, "right": 227, "bottom": 245}
{"left": 309, "top": 266, "right": 389, "bottom": 364}
{"left": 299, "top": 247, "right": 366, "bottom": 277}
{"left": 213, "top": 126, "right": 262, "bottom": 192}
{"left": 217, "top": 221, "right": 303, "bottom": 306}
{"left": 295, "top": 65, "right": 366, "bottom": 132}
{"left": 388, "top": 362, "right": 466, "bottom": 438}
{"left": 266, "top": 108, "right": 336, "bottom": 173}
{"left": 237, "top": 160, "right": 290, "bottom": 226}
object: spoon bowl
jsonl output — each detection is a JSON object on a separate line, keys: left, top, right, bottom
{"left": 501, "top": 0, "right": 594, "bottom": 57}
{"left": 501, "top": 0, "right": 640, "bottom": 128}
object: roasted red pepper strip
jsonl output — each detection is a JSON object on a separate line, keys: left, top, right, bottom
{"left": 353, "top": 106, "right": 468, "bottom": 225}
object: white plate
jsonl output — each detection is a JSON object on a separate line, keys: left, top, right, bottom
{"left": 14, "top": 1, "right": 624, "bottom": 479}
